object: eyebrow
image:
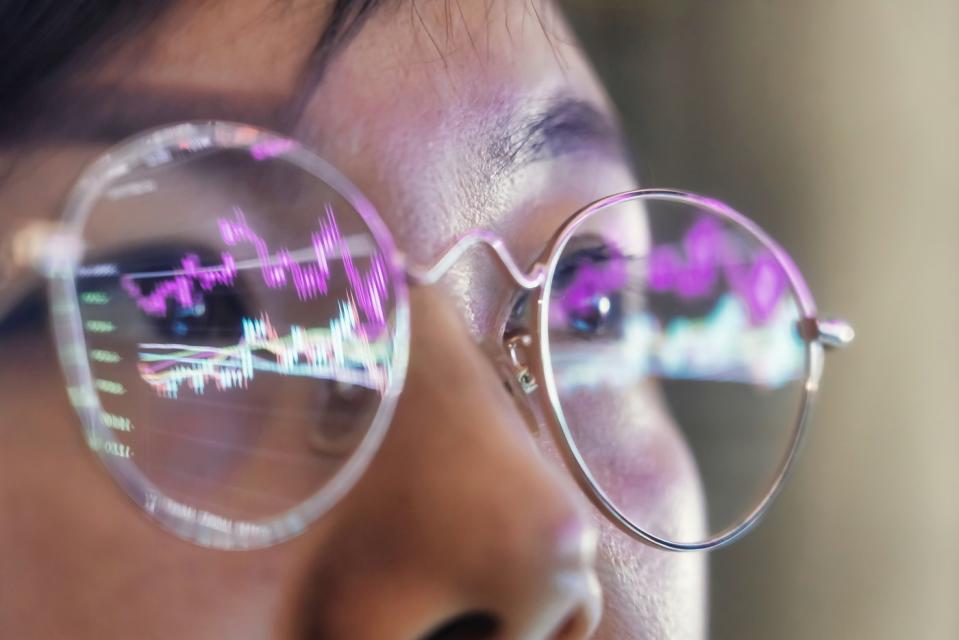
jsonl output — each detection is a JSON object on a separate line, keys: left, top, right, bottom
{"left": 487, "top": 95, "right": 628, "bottom": 174}
{"left": 0, "top": 90, "right": 629, "bottom": 301}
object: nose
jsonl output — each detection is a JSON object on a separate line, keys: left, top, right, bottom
{"left": 288, "top": 287, "right": 601, "bottom": 640}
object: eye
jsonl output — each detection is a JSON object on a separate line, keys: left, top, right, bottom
{"left": 551, "top": 242, "right": 631, "bottom": 338}
{"left": 308, "top": 381, "right": 379, "bottom": 456}
{"left": 143, "top": 274, "right": 247, "bottom": 343}
{"left": 81, "top": 244, "right": 250, "bottom": 344}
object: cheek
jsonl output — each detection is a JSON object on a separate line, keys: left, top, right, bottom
{"left": 0, "top": 341, "right": 293, "bottom": 638}
{"left": 556, "top": 385, "right": 707, "bottom": 544}
{"left": 529, "top": 386, "right": 708, "bottom": 638}
{"left": 594, "top": 520, "right": 708, "bottom": 640}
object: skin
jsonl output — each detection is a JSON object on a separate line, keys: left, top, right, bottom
{"left": 0, "top": 1, "right": 706, "bottom": 638}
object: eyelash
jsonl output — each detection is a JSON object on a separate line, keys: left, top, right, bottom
{"left": 0, "top": 246, "right": 632, "bottom": 344}
{"left": 0, "top": 288, "right": 48, "bottom": 337}
{"left": 502, "top": 245, "right": 636, "bottom": 342}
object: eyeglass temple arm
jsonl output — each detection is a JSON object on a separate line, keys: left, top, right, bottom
{"left": 402, "top": 230, "right": 547, "bottom": 291}
{"left": 403, "top": 231, "right": 856, "bottom": 352}
{"left": 0, "top": 221, "right": 73, "bottom": 319}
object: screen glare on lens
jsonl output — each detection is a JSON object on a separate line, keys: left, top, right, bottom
{"left": 544, "top": 194, "right": 809, "bottom": 547}
{"left": 54, "top": 124, "right": 404, "bottom": 548}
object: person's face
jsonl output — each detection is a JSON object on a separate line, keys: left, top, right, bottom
{"left": 0, "top": 1, "right": 706, "bottom": 638}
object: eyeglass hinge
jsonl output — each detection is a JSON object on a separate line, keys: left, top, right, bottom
{"left": 799, "top": 316, "right": 855, "bottom": 350}
{"left": 1, "top": 221, "right": 82, "bottom": 284}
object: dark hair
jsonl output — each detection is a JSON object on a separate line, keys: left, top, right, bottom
{"left": 0, "top": 0, "right": 383, "bottom": 132}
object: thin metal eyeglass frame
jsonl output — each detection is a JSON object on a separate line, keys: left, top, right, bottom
{"left": 45, "top": 122, "right": 412, "bottom": 550}
{"left": 410, "top": 188, "right": 848, "bottom": 552}
{"left": 4, "top": 121, "right": 853, "bottom": 551}
{"left": 535, "top": 190, "right": 826, "bottom": 551}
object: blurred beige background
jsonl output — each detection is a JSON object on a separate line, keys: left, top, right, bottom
{"left": 561, "top": 1, "right": 959, "bottom": 638}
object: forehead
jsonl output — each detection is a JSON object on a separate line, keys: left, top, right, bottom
{"left": 292, "top": 0, "right": 615, "bottom": 252}
{"left": 0, "top": 0, "right": 623, "bottom": 319}
{"left": 1, "top": 0, "right": 607, "bottom": 221}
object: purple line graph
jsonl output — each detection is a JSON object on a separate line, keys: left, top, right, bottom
{"left": 120, "top": 253, "right": 237, "bottom": 317}
{"left": 555, "top": 216, "right": 790, "bottom": 328}
{"left": 120, "top": 205, "right": 390, "bottom": 331}
{"left": 647, "top": 216, "right": 789, "bottom": 324}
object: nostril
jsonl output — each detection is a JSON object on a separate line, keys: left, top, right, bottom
{"left": 550, "top": 607, "right": 592, "bottom": 640}
{"left": 421, "top": 612, "right": 501, "bottom": 640}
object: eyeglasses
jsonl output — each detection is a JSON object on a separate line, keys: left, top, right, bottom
{"left": 1, "top": 121, "right": 853, "bottom": 551}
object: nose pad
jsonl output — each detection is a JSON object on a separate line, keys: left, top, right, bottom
{"left": 496, "top": 331, "right": 545, "bottom": 439}
{"left": 504, "top": 333, "right": 538, "bottom": 395}
{"left": 500, "top": 283, "right": 545, "bottom": 397}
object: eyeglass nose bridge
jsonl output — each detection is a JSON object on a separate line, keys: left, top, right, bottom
{"left": 402, "top": 229, "right": 547, "bottom": 291}
{"left": 400, "top": 228, "right": 550, "bottom": 399}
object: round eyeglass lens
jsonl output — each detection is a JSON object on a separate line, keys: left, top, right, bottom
{"left": 541, "top": 192, "right": 812, "bottom": 547}
{"left": 50, "top": 123, "right": 407, "bottom": 549}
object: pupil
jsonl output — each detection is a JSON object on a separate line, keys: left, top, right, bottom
{"left": 569, "top": 293, "right": 612, "bottom": 334}
{"left": 172, "top": 319, "right": 188, "bottom": 337}
{"left": 167, "top": 300, "right": 208, "bottom": 338}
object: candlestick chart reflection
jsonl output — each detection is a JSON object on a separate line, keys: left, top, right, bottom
{"left": 120, "top": 205, "right": 391, "bottom": 399}
{"left": 550, "top": 214, "right": 804, "bottom": 392}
